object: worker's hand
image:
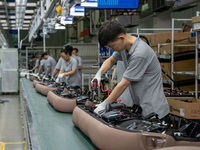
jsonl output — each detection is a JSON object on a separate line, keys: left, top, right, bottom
{"left": 91, "top": 71, "right": 102, "bottom": 87}
{"left": 55, "top": 78, "right": 59, "bottom": 83}
{"left": 58, "top": 73, "right": 65, "bottom": 79}
{"left": 94, "top": 99, "right": 109, "bottom": 116}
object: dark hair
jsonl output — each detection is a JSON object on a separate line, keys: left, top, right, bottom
{"left": 131, "top": 34, "right": 150, "bottom": 45}
{"left": 73, "top": 48, "right": 78, "bottom": 53}
{"left": 98, "top": 20, "right": 126, "bottom": 47}
{"left": 64, "top": 45, "right": 73, "bottom": 53}
{"left": 39, "top": 58, "right": 42, "bottom": 65}
{"left": 61, "top": 49, "right": 72, "bottom": 56}
{"left": 31, "top": 55, "right": 37, "bottom": 59}
{"left": 41, "top": 52, "right": 48, "bottom": 58}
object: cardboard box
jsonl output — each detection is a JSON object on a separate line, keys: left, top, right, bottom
{"left": 145, "top": 31, "right": 192, "bottom": 47}
{"left": 192, "top": 16, "right": 200, "bottom": 32}
{"left": 167, "top": 98, "right": 200, "bottom": 119}
{"left": 160, "top": 59, "right": 197, "bottom": 81}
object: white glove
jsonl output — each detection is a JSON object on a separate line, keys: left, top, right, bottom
{"left": 58, "top": 73, "right": 65, "bottom": 79}
{"left": 91, "top": 71, "right": 102, "bottom": 87}
{"left": 94, "top": 100, "right": 109, "bottom": 116}
{"left": 55, "top": 78, "right": 59, "bottom": 83}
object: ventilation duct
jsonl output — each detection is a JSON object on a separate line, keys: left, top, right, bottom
{"left": 15, "top": 0, "right": 27, "bottom": 28}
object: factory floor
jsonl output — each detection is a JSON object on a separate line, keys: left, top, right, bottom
{"left": 0, "top": 94, "right": 24, "bottom": 150}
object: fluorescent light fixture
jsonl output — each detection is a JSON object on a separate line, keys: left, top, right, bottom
{"left": 0, "top": 10, "right": 5, "bottom": 13}
{"left": 27, "top": 3, "right": 37, "bottom": 7}
{"left": 25, "top": 10, "right": 34, "bottom": 14}
{"left": 1, "top": 24, "right": 8, "bottom": 26}
{"left": 3, "top": 27, "right": 9, "bottom": 29}
{"left": 23, "top": 20, "right": 31, "bottom": 23}
{"left": 24, "top": 16, "right": 32, "bottom": 19}
{"left": 61, "top": 16, "right": 73, "bottom": 25}
{"left": 21, "top": 28, "right": 29, "bottom": 30}
{"left": 23, "top": 24, "right": 29, "bottom": 27}
{"left": 8, "top": 3, "right": 15, "bottom": 7}
{"left": 0, "top": 2, "right": 3, "bottom": 5}
{"left": 11, "top": 24, "right": 16, "bottom": 26}
{"left": 0, "top": 15, "right": 6, "bottom": 18}
{"left": 10, "top": 20, "right": 16, "bottom": 23}
{"left": 70, "top": 6, "right": 85, "bottom": 16}
{"left": 9, "top": 16, "right": 16, "bottom": 19}
{"left": 81, "top": 0, "right": 98, "bottom": 7}
{"left": 0, "top": 20, "right": 7, "bottom": 23}
{"left": 55, "top": 23, "right": 66, "bottom": 29}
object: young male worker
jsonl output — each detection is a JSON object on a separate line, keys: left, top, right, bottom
{"left": 72, "top": 48, "right": 82, "bottom": 84}
{"left": 31, "top": 55, "right": 39, "bottom": 73}
{"left": 39, "top": 52, "right": 56, "bottom": 77}
{"left": 92, "top": 21, "right": 169, "bottom": 121}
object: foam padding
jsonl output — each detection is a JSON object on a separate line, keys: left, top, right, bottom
{"left": 156, "top": 146, "right": 200, "bottom": 150}
{"left": 33, "top": 80, "right": 47, "bottom": 87}
{"left": 72, "top": 106, "right": 200, "bottom": 150}
{"left": 29, "top": 75, "right": 38, "bottom": 81}
{"left": 47, "top": 91, "right": 76, "bottom": 113}
{"left": 35, "top": 83, "right": 57, "bottom": 96}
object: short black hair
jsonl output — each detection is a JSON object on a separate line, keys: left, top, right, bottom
{"left": 64, "top": 45, "right": 73, "bottom": 53}
{"left": 61, "top": 49, "right": 72, "bottom": 56}
{"left": 31, "top": 55, "right": 37, "bottom": 59}
{"left": 73, "top": 48, "right": 78, "bottom": 53}
{"left": 41, "top": 52, "right": 48, "bottom": 58}
{"left": 98, "top": 20, "right": 126, "bottom": 47}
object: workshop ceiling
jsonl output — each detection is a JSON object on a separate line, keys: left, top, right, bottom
{"left": 0, "top": 0, "right": 39, "bottom": 31}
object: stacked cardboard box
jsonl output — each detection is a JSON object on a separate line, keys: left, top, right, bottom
{"left": 145, "top": 31, "right": 199, "bottom": 91}
{"left": 167, "top": 98, "right": 200, "bottom": 119}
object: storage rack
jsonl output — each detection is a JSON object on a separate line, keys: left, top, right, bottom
{"left": 171, "top": 18, "right": 199, "bottom": 98}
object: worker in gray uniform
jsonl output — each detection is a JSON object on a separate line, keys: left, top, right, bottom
{"left": 52, "top": 45, "right": 74, "bottom": 79}
{"left": 72, "top": 48, "right": 82, "bottom": 85}
{"left": 58, "top": 48, "right": 81, "bottom": 88}
{"left": 92, "top": 20, "right": 169, "bottom": 121}
{"left": 39, "top": 52, "right": 56, "bottom": 77}
{"left": 31, "top": 55, "right": 39, "bottom": 73}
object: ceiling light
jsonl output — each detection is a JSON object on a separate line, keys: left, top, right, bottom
{"left": 27, "top": 3, "right": 37, "bottom": 7}
{"left": 0, "top": 2, "right": 3, "bottom": 5}
{"left": 1, "top": 24, "right": 8, "bottom": 26}
{"left": 23, "top": 24, "right": 29, "bottom": 27}
{"left": 0, "top": 15, "right": 6, "bottom": 18}
{"left": 10, "top": 20, "right": 16, "bottom": 23}
{"left": 23, "top": 20, "right": 31, "bottom": 23}
{"left": 0, "top": 10, "right": 5, "bottom": 13}
{"left": 0, "top": 20, "right": 7, "bottom": 23}
{"left": 3, "top": 27, "right": 9, "bottom": 30}
{"left": 24, "top": 16, "right": 32, "bottom": 19}
{"left": 25, "top": 10, "right": 34, "bottom": 14}
{"left": 9, "top": 16, "right": 16, "bottom": 19}
{"left": 8, "top": 3, "right": 15, "bottom": 7}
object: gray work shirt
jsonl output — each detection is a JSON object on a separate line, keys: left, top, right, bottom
{"left": 34, "top": 59, "right": 39, "bottom": 73}
{"left": 61, "top": 57, "right": 81, "bottom": 87}
{"left": 55, "top": 57, "right": 65, "bottom": 70}
{"left": 72, "top": 55, "right": 82, "bottom": 82}
{"left": 112, "top": 38, "right": 169, "bottom": 119}
{"left": 40, "top": 59, "right": 48, "bottom": 75}
{"left": 46, "top": 56, "right": 56, "bottom": 76}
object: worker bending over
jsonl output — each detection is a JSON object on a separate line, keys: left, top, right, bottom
{"left": 39, "top": 52, "right": 56, "bottom": 77}
{"left": 92, "top": 20, "right": 169, "bottom": 122}
{"left": 58, "top": 48, "right": 81, "bottom": 88}
{"left": 31, "top": 55, "right": 39, "bottom": 73}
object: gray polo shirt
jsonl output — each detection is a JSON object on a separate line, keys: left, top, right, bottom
{"left": 40, "top": 59, "right": 48, "bottom": 75}
{"left": 112, "top": 38, "right": 169, "bottom": 119}
{"left": 34, "top": 59, "right": 39, "bottom": 73}
{"left": 55, "top": 57, "right": 65, "bottom": 70}
{"left": 61, "top": 57, "right": 81, "bottom": 87}
{"left": 46, "top": 56, "right": 56, "bottom": 76}
{"left": 72, "top": 55, "right": 82, "bottom": 82}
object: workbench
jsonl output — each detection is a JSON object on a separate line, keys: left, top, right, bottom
{"left": 20, "top": 78, "right": 97, "bottom": 150}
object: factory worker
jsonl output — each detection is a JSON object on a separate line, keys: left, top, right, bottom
{"left": 52, "top": 45, "right": 73, "bottom": 78}
{"left": 39, "top": 52, "right": 56, "bottom": 77}
{"left": 31, "top": 55, "right": 39, "bottom": 73}
{"left": 58, "top": 48, "right": 81, "bottom": 88}
{"left": 92, "top": 20, "right": 170, "bottom": 122}
{"left": 72, "top": 48, "right": 82, "bottom": 85}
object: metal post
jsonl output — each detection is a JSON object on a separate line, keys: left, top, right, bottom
{"left": 171, "top": 18, "right": 174, "bottom": 89}
{"left": 43, "top": 32, "right": 46, "bottom": 52}
{"left": 26, "top": 47, "right": 28, "bottom": 70}
{"left": 195, "top": 32, "right": 198, "bottom": 98}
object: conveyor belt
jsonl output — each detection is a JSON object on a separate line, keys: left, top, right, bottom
{"left": 20, "top": 78, "right": 97, "bottom": 150}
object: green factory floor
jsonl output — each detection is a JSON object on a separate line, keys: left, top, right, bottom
{"left": 21, "top": 78, "right": 97, "bottom": 150}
